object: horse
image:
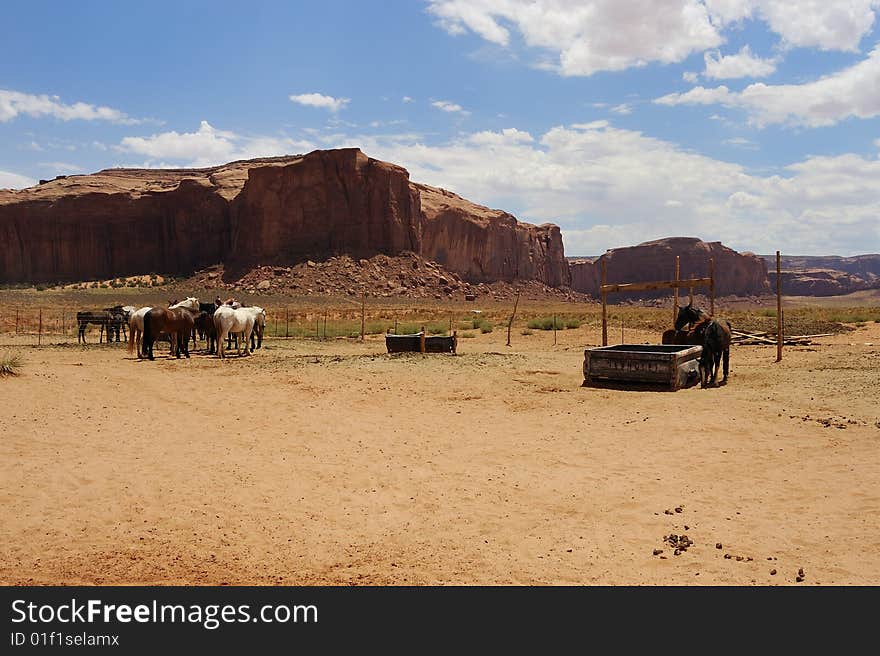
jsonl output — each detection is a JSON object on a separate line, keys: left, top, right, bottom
{"left": 141, "top": 298, "right": 199, "bottom": 360}
{"left": 213, "top": 305, "right": 255, "bottom": 358}
{"left": 674, "top": 303, "right": 732, "bottom": 388}
{"left": 76, "top": 310, "right": 125, "bottom": 344}
{"left": 194, "top": 300, "right": 221, "bottom": 344}
{"left": 193, "top": 311, "right": 218, "bottom": 354}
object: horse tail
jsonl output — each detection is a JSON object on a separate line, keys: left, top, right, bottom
{"left": 143, "top": 310, "right": 153, "bottom": 348}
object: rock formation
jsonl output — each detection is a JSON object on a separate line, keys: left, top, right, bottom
{"left": 0, "top": 148, "right": 570, "bottom": 288}
{"left": 769, "top": 269, "right": 878, "bottom": 296}
{"left": 569, "top": 237, "right": 770, "bottom": 298}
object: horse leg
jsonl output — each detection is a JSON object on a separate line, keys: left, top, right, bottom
{"left": 722, "top": 347, "right": 730, "bottom": 383}
{"left": 711, "top": 351, "right": 721, "bottom": 387}
{"left": 218, "top": 328, "right": 226, "bottom": 359}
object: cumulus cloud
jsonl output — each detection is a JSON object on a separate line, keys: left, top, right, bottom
{"left": 0, "top": 169, "right": 36, "bottom": 189}
{"left": 0, "top": 89, "right": 141, "bottom": 124}
{"left": 703, "top": 45, "right": 777, "bottom": 79}
{"left": 704, "top": 0, "right": 879, "bottom": 52}
{"left": 118, "top": 121, "right": 315, "bottom": 168}
{"left": 655, "top": 44, "right": 880, "bottom": 126}
{"left": 431, "top": 100, "right": 471, "bottom": 115}
{"left": 427, "top": 0, "right": 723, "bottom": 76}
{"left": 289, "top": 93, "right": 350, "bottom": 112}
{"left": 326, "top": 122, "right": 880, "bottom": 255}
{"left": 427, "top": 1, "right": 879, "bottom": 75}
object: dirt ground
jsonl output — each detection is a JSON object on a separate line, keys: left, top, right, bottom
{"left": 1, "top": 319, "right": 878, "bottom": 585}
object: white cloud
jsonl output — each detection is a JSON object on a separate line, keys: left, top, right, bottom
{"left": 428, "top": 1, "right": 879, "bottom": 76}
{"left": 655, "top": 44, "right": 880, "bottom": 126}
{"left": 610, "top": 103, "right": 633, "bottom": 115}
{"left": 427, "top": 0, "right": 723, "bottom": 76}
{"left": 328, "top": 122, "right": 880, "bottom": 255}
{"left": 0, "top": 169, "right": 36, "bottom": 189}
{"left": 432, "top": 100, "right": 470, "bottom": 115}
{"left": 402, "top": 96, "right": 414, "bottom": 103}
{"left": 683, "top": 71, "right": 699, "bottom": 83}
{"left": 0, "top": 89, "right": 141, "bottom": 124}
{"left": 39, "top": 162, "right": 84, "bottom": 174}
{"left": 723, "top": 136, "right": 759, "bottom": 149}
{"left": 704, "top": 0, "right": 879, "bottom": 52}
{"left": 289, "top": 93, "right": 350, "bottom": 112}
{"left": 118, "top": 121, "right": 315, "bottom": 168}
{"left": 703, "top": 45, "right": 777, "bottom": 79}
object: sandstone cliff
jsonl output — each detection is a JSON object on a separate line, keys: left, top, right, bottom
{"left": 769, "top": 269, "right": 878, "bottom": 296}
{"left": 417, "top": 184, "right": 570, "bottom": 287}
{"left": 0, "top": 149, "right": 569, "bottom": 288}
{"left": 569, "top": 237, "right": 769, "bottom": 298}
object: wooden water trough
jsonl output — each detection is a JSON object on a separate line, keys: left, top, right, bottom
{"left": 386, "top": 330, "right": 457, "bottom": 354}
{"left": 583, "top": 344, "right": 702, "bottom": 391}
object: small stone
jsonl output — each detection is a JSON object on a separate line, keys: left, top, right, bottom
{"left": 724, "top": 554, "right": 732, "bottom": 559}
{"left": 798, "top": 568, "right": 805, "bottom": 578}
{"left": 653, "top": 549, "right": 663, "bottom": 556}
{"left": 674, "top": 549, "right": 680, "bottom": 556}
{"left": 736, "top": 556, "right": 743, "bottom": 562}
{"left": 674, "top": 507, "right": 683, "bottom": 513}
{"left": 716, "top": 543, "right": 723, "bottom": 549}
{"left": 796, "top": 576, "right": 804, "bottom": 583}
{"left": 770, "top": 569, "right": 777, "bottom": 576}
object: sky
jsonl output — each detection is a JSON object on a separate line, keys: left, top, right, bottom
{"left": 1, "top": 0, "right": 879, "bottom": 256}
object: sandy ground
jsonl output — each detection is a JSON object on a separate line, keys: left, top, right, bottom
{"left": 1, "top": 322, "right": 878, "bottom": 586}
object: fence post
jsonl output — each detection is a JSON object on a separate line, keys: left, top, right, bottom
{"left": 776, "top": 251, "right": 782, "bottom": 363}
{"left": 285, "top": 308, "right": 289, "bottom": 338}
{"left": 553, "top": 314, "right": 557, "bottom": 346}
{"left": 673, "top": 255, "right": 680, "bottom": 326}
{"left": 323, "top": 312, "right": 327, "bottom": 340}
{"left": 15, "top": 308, "right": 19, "bottom": 335}
{"left": 601, "top": 260, "right": 608, "bottom": 346}
{"left": 38, "top": 308, "right": 42, "bottom": 346}
{"left": 360, "top": 292, "right": 366, "bottom": 342}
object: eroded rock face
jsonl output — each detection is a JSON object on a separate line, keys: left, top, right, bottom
{"left": 417, "top": 184, "right": 571, "bottom": 287}
{"left": 769, "top": 269, "right": 877, "bottom": 296}
{"left": 569, "top": 237, "right": 770, "bottom": 297}
{"left": 0, "top": 148, "right": 568, "bottom": 287}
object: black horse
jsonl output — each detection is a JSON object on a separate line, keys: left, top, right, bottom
{"left": 674, "top": 303, "right": 732, "bottom": 388}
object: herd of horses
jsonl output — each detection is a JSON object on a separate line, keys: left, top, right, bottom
{"left": 78, "top": 297, "right": 267, "bottom": 360}
{"left": 75, "top": 296, "right": 730, "bottom": 386}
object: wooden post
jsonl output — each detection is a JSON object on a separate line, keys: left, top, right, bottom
{"left": 601, "top": 260, "right": 608, "bottom": 346}
{"left": 673, "top": 255, "right": 680, "bottom": 325}
{"left": 776, "top": 250, "right": 782, "bottom": 363}
{"left": 360, "top": 292, "right": 366, "bottom": 342}
{"left": 621, "top": 315, "right": 624, "bottom": 345}
{"left": 38, "top": 308, "right": 42, "bottom": 346}
{"left": 15, "top": 308, "right": 19, "bottom": 334}
{"left": 506, "top": 291, "right": 520, "bottom": 347}
{"left": 62, "top": 310, "right": 65, "bottom": 336}
{"left": 394, "top": 318, "right": 398, "bottom": 334}
{"left": 449, "top": 316, "right": 452, "bottom": 335}
{"left": 553, "top": 314, "right": 557, "bottom": 345}
{"left": 315, "top": 315, "right": 319, "bottom": 339}
{"left": 709, "top": 257, "right": 715, "bottom": 316}
{"left": 285, "top": 308, "right": 289, "bottom": 338}
{"left": 323, "top": 312, "right": 327, "bottom": 340}
{"left": 452, "top": 330, "right": 457, "bottom": 354}
{"left": 419, "top": 326, "right": 426, "bottom": 354}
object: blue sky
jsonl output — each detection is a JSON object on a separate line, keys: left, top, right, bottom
{"left": 2, "top": 0, "right": 879, "bottom": 256}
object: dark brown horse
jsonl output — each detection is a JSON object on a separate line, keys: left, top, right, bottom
{"left": 142, "top": 307, "right": 195, "bottom": 360}
{"left": 673, "top": 303, "right": 732, "bottom": 388}
{"left": 193, "top": 311, "right": 218, "bottom": 354}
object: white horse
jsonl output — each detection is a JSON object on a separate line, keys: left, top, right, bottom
{"left": 128, "top": 298, "right": 199, "bottom": 358}
{"left": 214, "top": 305, "right": 255, "bottom": 358}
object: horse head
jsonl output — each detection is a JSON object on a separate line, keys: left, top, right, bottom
{"left": 674, "top": 303, "right": 704, "bottom": 331}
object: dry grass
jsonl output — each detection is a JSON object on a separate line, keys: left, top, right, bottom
{"left": 0, "top": 353, "right": 22, "bottom": 377}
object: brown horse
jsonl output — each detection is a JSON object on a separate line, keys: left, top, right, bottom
{"left": 673, "top": 304, "right": 732, "bottom": 388}
{"left": 142, "top": 307, "right": 195, "bottom": 360}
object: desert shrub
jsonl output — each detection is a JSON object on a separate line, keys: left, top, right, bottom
{"left": 521, "top": 328, "right": 534, "bottom": 336}
{"left": 35, "top": 285, "right": 46, "bottom": 292}
{"left": 529, "top": 317, "right": 566, "bottom": 330}
{"left": 0, "top": 353, "right": 22, "bottom": 377}
{"left": 458, "top": 331, "right": 476, "bottom": 338}
{"left": 565, "top": 318, "right": 582, "bottom": 329}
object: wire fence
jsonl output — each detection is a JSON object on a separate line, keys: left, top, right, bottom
{"left": 0, "top": 305, "right": 512, "bottom": 346}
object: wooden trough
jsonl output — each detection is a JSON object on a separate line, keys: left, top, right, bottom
{"left": 385, "top": 331, "right": 457, "bottom": 354}
{"left": 583, "top": 344, "right": 702, "bottom": 391}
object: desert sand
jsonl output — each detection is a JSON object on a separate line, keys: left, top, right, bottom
{"left": 1, "top": 321, "right": 878, "bottom": 585}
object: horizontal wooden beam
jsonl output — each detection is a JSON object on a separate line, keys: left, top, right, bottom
{"left": 601, "top": 277, "right": 712, "bottom": 294}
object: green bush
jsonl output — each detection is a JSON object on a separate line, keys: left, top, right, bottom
{"left": 528, "top": 317, "right": 566, "bottom": 330}
{"left": 0, "top": 353, "right": 22, "bottom": 377}
{"left": 459, "top": 331, "right": 476, "bottom": 338}
{"left": 565, "top": 318, "right": 582, "bottom": 329}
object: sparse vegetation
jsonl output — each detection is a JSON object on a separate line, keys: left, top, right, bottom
{"left": 0, "top": 353, "right": 22, "bottom": 377}
{"left": 521, "top": 328, "right": 533, "bottom": 336}
{"left": 458, "top": 331, "right": 476, "bottom": 338}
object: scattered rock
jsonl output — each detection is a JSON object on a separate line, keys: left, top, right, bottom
{"left": 770, "top": 569, "right": 777, "bottom": 576}
{"left": 716, "top": 543, "right": 723, "bottom": 550}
